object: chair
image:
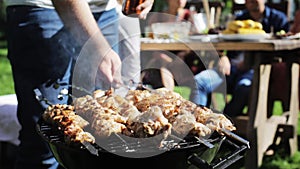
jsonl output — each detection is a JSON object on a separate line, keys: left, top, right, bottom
{"left": 217, "top": 1, "right": 297, "bottom": 169}
{"left": 185, "top": 0, "right": 225, "bottom": 28}
{"left": 244, "top": 56, "right": 299, "bottom": 169}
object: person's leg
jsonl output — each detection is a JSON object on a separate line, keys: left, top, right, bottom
{"left": 223, "top": 69, "right": 254, "bottom": 117}
{"left": 189, "top": 69, "right": 224, "bottom": 106}
{"left": 7, "top": 6, "right": 72, "bottom": 169}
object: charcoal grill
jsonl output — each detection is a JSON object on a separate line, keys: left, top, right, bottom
{"left": 37, "top": 118, "right": 249, "bottom": 169}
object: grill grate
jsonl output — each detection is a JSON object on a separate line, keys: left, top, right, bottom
{"left": 37, "top": 118, "right": 249, "bottom": 169}
{"left": 37, "top": 119, "right": 220, "bottom": 153}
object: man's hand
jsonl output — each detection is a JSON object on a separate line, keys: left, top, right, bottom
{"left": 97, "top": 49, "right": 122, "bottom": 87}
{"left": 218, "top": 56, "right": 231, "bottom": 75}
{"left": 137, "top": 0, "right": 154, "bottom": 19}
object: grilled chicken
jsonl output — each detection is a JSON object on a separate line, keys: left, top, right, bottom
{"left": 43, "top": 104, "right": 95, "bottom": 144}
{"left": 194, "top": 106, "right": 236, "bottom": 133}
{"left": 172, "top": 110, "right": 211, "bottom": 137}
{"left": 46, "top": 87, "right": 236, "bottom": 144}
{"left": 126, "top": 106, "right": 172, "bottom": 138}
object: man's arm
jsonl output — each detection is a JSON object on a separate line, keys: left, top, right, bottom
{"left": 51, "top": 0, "right": 122, "bottom": 84}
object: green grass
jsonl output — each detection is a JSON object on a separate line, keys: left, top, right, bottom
{"left": 261, "top": 151, "right": 300, "bottom": 169}
{"left": 174, "top": 86, "right": 191, "bottom": 100}
{"left": 0, "top": 43, "right": 14, "bottom": 95}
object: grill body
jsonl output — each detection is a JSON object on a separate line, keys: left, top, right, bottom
{"left": 37, "top": 118, "right": 248, "bottom": 169}
{"left": 49, "top": 141, "right": 189, "bottom": 169}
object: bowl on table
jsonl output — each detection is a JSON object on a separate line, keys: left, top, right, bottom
{"left": 151, "top": 22, "right": 191, "bottom": 41}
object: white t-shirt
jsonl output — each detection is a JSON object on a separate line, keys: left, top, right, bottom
{"left": 4, "top": 0, "right": 117, "bottom": 12}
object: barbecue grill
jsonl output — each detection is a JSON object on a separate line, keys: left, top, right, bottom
{"left": 37, "top": 117, "right": 249, "bottom": 169}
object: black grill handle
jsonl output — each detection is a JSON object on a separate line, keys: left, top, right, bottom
{"left": 188, "top": 153, "right": 210, "bottom": 169}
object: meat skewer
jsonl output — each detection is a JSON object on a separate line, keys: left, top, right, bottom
{"left": 43, "top": 104, "right": 95, "bottom": 144}
{"left": 45, "top": 87, "right": 237, "bottom": 148}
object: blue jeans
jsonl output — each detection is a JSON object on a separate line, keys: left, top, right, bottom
{"left": 189, "top": 68, "right": 224, "bottom": 106}
{"left": 189, "top": 66, "right": 254, "bottom": 116}
{"left": 224, "top": 67, "right": 254, "bottom": 117}
{"left": 6, "top": 6, "right": 118, "bottom": 169}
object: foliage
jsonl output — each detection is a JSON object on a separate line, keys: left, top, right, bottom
{"left": 261, "top": 151, "right": 300, "bottom": 169}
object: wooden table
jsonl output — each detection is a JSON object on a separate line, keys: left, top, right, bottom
{"left": 141, "top": 38, "right": 300, "bottom": 51}
{"left": 141, "top": 37, "right": 300, "bottom": 169}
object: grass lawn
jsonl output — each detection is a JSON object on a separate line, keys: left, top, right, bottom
{"left": 0, "top": 41, "right": 14, "bottom": 95}
{"left": 1, "top": 39, "right": 300, "bottom": 169}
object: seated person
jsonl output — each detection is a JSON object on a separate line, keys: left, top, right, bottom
{"left": 289, "top": 9, "right": 300, "bottom": 34}
{"left": 189, "top": 51, "right": 230, "bottom": 107}
{"left": 189, "top": 0, "right": 290, "bottom": 117}
{"left": 141, "top": 0, "right": 201, "bottom": 90}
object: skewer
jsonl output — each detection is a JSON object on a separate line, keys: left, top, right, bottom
{"left": 169, "top": 134, "right": 186, "bottom": 143}
{"left": 114, "top": 80, "right": 158, "bottom": 96}
{"left": 81, "top": 141, "right": 98, "bottom": 156}
{"left": 124, "top": 80, "right": 156, "bottom": 93}
{"left": 194, "top": 136, "right": 214, "bottom": 149}
{"left": 220, "top": 128, "right": 250, "bottom": 149}
{"left": 113, "top": 133, "right": 132, "bottom": 151}
{"left": 54, "top": 83, "right": 93, "bottom": 101}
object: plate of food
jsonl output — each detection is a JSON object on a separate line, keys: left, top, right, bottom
{"left": 274, "top": 31, "right": 300, "bottom": 39}
{"left": 189, "top": 34, "right": 219, "bottom": 41}
{"left": 219, "top": 33, "right": 271, "bottom": 41}
{"left": 219, "top": 20, "right": 271, "bottom": 41}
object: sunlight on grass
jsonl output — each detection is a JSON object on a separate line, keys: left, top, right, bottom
{"left": 273, "top": 101, "right": 284, "bottom": 115}
{"left": 0, "top": 40, "right": 15, "bottom": 95}
{"left": 174, "top": 86, "right": 191, "bottom": 100}
{"left": 0, "top": 48, "right": 7, "bottom": 56}
{"left": 261, "top": 151, "right": 300, "bottom": 169}
{"left": 0, "top": 51, "right": 15, "bottom": 95}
